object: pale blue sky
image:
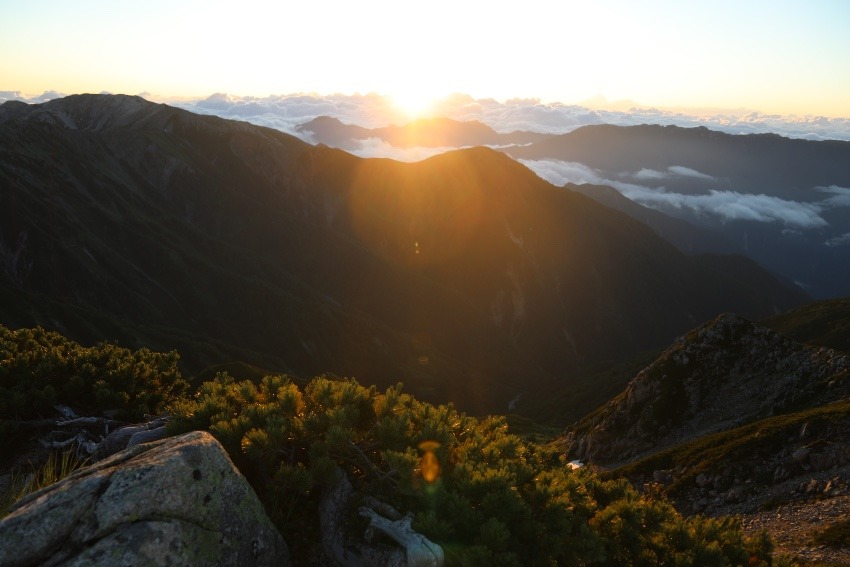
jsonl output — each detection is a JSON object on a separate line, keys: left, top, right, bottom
{"left": 2, "top": 0, "right": 848, "bottom": 116}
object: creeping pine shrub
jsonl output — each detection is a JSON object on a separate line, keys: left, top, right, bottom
{"left": 169, "top": 373, "right": 773, "bottom": 566}
{"left": 0, "top": 325, "right": 188, "bottom": 421}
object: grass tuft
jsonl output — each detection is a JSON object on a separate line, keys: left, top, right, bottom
{"left": 1, "top": 449, "right": 89, "bottom": 517}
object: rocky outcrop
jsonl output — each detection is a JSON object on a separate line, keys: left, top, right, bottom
{"left": 566, "top": 313, "right": 850, "bottom": 464}
{"left": 0, "top": 431, "right": 289, "bottom": 566}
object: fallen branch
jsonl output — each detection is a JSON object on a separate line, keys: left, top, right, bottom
{"left": 358, "top": 507, "right": 444, "bottom": 567}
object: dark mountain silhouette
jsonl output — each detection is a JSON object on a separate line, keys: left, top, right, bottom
{"left": 507, "top": 124, "right": 850, "bottom": 299}
{"left": 297, "top": 116, "right": 549, "bottom": 150}
{"left": 509, "top": 124, "right": 850, "bottom": 199}
{"left": 0, "top": 94, "right": 807, "bottom": 412}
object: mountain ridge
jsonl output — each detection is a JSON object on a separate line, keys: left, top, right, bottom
{"left": 565, "top": 312, "right": 850, "bottom": 466}
{"left": 0, "top": 94, "right": 808, "bottom": 412}
{"left": 289, "top": 113, "right": 850, "bottom": 298}
{"left": 297, "top": 115, "right": 549, "bottom": 149}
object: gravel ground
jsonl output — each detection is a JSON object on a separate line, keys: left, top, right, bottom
{"left": 740, "top": 494, "right": 850, "bottom": 565}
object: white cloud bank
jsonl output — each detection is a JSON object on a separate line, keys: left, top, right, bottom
{"left": 4, "top": 91, "right": 849, "bottom": 143}
{"left": 520, "top": 160, "right": 850, "bottom": 230}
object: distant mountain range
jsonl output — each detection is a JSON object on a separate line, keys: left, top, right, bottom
{"left": 297, "top": 116, "right": 549, "bottom": 150}
{"left": 301, "top": 115, "right": 850, "bottom": 299}
{"left": 0, "top": 94, "right": 808, "bottom": 413}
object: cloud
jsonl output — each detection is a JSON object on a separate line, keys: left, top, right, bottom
{"left": 614, "top": 187, "right": 828, "bottom": 228}
{"left": 167, "top": 92, "right": 415, "bottom": 140}
{"left": 816, "top": 185, "right": 850, "bottom": 207}
{"left": 633, "top": 169, "right": 668, "bottom": 181}
{"left": 667, "top": 166, "right": 716, "bottom": 180}
{"left": 7, "top": 91, "right": 850, "bottom": 141}
{"left": 631, "top": 166, "right": 716, "bottom": 182}
{"left": 520, "top": 158, "right": 831, "bottom": 229}
{"left": 826, "top": 233, "right": 850, "bottom": 247}
{"left": 518, "top": 159, "right": 606, "bottom": 186}
{"left": 155, "top": 93, "right": 850, "bottom": 144}
{"left": 0, "top": 90, "right": 65, "bottom": 105}
{"left": 348, "top": 139, "right": 459, "bottom": 162}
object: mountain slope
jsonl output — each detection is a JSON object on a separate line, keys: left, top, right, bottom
{"left": 563, "top": 182, "right": 743, "bottom": 256}
{"left": 0, "top": 94, "right": 808, "bottom": 412}
{"left": 508, "top": 124, "right": 850, "bottom": 298}
{"left": 565, "top": 313, "right": 850, "bottom": 465}
{"left": 510, "top": 124, "right": 850, "bottom": 199}
{"left": 762, "top": 297, "right": 850, "bottom": 353}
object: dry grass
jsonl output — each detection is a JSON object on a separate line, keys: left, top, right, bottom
{"left": 0, "top": 449, "right": 89, "bottom": 517}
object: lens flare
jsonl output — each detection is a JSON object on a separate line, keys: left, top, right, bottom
{"left": 418, "top": 440, "right": 441, "bottom": 483}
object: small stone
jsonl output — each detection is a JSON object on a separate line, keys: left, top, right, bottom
{"left": 792, "top": 447, "right": 811, "bottom": 464}
{"left": 653, "top": 470, "right": 673, "bottom": 484}
{"left": 810, "top": 453, "right": 835, "bottom": 471}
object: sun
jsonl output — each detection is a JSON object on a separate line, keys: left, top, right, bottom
{"left": 389, "top": 89, "right": 439, "bottom": 119}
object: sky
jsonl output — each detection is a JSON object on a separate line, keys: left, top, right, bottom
{"left": 2, "top": 0, "right": 850, "bottom": 119}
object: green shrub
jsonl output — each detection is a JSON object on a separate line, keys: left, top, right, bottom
{"left": 0, "top": 325, "right": 188, "bottom": 422}
{"left": 812, "top": 518, "right": 850, "bottom": 548}
{"left": 169, "top": 373, "right": 772, "bottom": 566}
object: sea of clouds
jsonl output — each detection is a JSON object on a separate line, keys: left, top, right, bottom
{"left": 3, "top": 90, "right": 850, "bottom": 145}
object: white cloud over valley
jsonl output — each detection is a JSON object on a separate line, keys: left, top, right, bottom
{"left": 617, "top": 188, "right": 829, "bottom": 228}
{"left": 519, "top": 159, "right": 842, "bottom": 230}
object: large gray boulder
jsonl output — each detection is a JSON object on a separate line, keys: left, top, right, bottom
{"left": 0, "top": 431, "right": 289, "bottom": 566}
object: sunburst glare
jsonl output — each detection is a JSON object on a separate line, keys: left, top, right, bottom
{"left": 390, "top": 89, "right": 439, "bottom": 119}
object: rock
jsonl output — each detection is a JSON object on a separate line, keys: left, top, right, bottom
{"left": 0, "top": 431, "right": 289, "bottom": 567}
{"left": 792, "top": 447, "right": 811, "bottom": 464}
{"left": 810, "top": 453, "right": 835, "bottom": 471}
{"left": 695, "top": 472, "right": 710, "bottom": 488}
{"left": 94, "top": 419, "right": 168, "bottom": 460}
{"left": 653, "top": 469, "right": 673, "bottom": 484}
{"left": 127, "top": 425, "right": 167, "bottom": 448}
{"left": 773, "top": 466, "right": 790, "bottom": 482}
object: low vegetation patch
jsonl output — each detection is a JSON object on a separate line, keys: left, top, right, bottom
{"left": 812, "top": 519, "right": 850, "bottom": 548}
{"left": 1, "top": 449, "right": 89, "bottom": 517}
{"left": 168, "top": 373, "right": 774, "bottom": 565}
{"left": 0, "top": 325, "right": 777, "bottom": 565}
{"left": 612, "top": 399, "right": 850, "bottom": 495}
{"left": 0, "top": 324, "right": 188, "bottom": 422}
